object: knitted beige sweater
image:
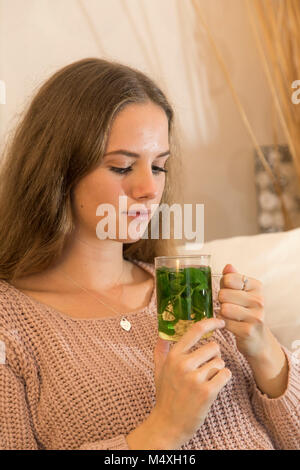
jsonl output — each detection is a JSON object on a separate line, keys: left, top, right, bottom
{"left": 0, "top": 259, "right": 299, "bottom": 450}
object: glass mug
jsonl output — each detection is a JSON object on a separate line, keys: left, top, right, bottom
{"left": 155, "top": 255, "right": 217, "bottom": 342}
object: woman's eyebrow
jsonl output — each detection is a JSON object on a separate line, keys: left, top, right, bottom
{"left": 103, "top": 149, "right": 170, "bottom": 158}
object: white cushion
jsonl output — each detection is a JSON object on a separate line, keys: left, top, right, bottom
{"left": 177, "top": 228, "right": 300, "bottom": 352}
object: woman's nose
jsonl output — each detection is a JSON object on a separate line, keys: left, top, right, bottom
{"left": 130, "top": 167, "right": 159, "bottom": 200}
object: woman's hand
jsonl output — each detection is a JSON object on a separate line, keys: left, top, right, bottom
{"left": 216, "top": 264, "right": 289, "bottom": 399}
{"left": 127, "top": 318, "right": 231, "bottom": 450}
{"left": 151, "top": 318, "right": 231, "bottom": 449}
{"left": 217, "top": 264, "right": 272, "bottom": 360}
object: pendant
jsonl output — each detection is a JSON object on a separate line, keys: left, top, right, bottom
{"left": 120, "top": 317, "right": 131, "bottom": 331}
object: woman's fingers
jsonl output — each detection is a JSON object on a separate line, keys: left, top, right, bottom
{"left": 197, "top": 356, "right": 226, "bottom": 382}
{"left": 207, "top": 367, "right": 232, "bottom": 394}
{"left": 218, "top": 289, "right": 264, "bottom": 309}
{"left": 178, "top": 341, "right": 222, "bottom": 372}
{"left": 218, "top": 303, "right": 264, "bottom": 323}
{"left": 173, "top": 318, "right": 226, "bottom": 355}
{"left": 186, "top": 358, "right": 231, "bottom": 389}
{"left": 220, "top": 272, "right": 263, "bottom": 293}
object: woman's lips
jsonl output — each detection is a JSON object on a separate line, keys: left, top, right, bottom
{"left": 123, "top": 210, "right": 151, "bottom": 219}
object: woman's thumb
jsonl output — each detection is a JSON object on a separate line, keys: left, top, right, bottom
{"left": 222, "top": 264, "right": 238, "bottom": 275}
{"left": 154, "top": 337, "right": 170, "bottom": 385}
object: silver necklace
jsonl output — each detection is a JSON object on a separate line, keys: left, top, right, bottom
{"left": 58, "top": 265, "right": 132, "bottom": 331}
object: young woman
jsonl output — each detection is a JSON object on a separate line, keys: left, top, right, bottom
{"left": 0, "top": 58, "right": 299, "bottom": 450}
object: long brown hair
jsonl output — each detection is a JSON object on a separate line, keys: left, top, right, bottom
{"left": 0, "top": 58, "right": 183, "bottom": 282}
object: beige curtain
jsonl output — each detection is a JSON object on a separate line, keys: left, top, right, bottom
{"left": 191, "top": 0, "right": 300, "bottom": 230}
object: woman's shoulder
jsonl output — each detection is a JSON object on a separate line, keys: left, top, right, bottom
{"left": 0, "top": 279, "right": 15, "bottom": 316}
{"left": 0, "top": 279, "right": 34, "bottom": 332}
{"left": 0, "top": 280, "right": 29, "bottom": 360}
{"left": 0, "top": 279, "right": 10, "bottom": 294}
{"left": 0, "top": 279, "right": 21, "bottom": 325}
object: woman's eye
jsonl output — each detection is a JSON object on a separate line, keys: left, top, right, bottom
{"left": 109, "top": 166, "right": 133, "bottom": 175}
{"left": 152, "top": 165, "right": 168, "bottom": 174}
{"left": 109, "top": 166, "right": 168, "bottom": 175}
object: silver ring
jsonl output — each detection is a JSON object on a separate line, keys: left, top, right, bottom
{"left": 242, "top": 275, "right": 249, "bottom": 291}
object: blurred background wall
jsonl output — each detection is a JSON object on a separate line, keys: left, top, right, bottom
{"left": 0, "top": 0, "right": 288, "bottom": 242}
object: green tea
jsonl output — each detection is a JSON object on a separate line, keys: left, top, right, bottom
{"left": 156, "top": 265, "right": 213, "bottom": 341}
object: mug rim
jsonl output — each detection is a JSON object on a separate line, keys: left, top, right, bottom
{"left": 155, "top": 254, "right": 211, "bottom": 260}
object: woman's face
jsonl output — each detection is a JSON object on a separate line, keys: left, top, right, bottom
{"left": 72, "top": 101, "right": 170, "bottom": 243}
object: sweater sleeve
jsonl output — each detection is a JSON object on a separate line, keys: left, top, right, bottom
{"left": 249, "top": 345, "right": 300, "bottom": 450}
{"left": 0, "top": 360, "right": 130, "bottom": 450}
{"left": 0, "top": 360, "right": 39, "bottom": 450}
{"left": 0, "top": 332, "right": 130, "bottom": 450}
{"left": 78, "top": 436, "right": 130, "bottom": 450}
